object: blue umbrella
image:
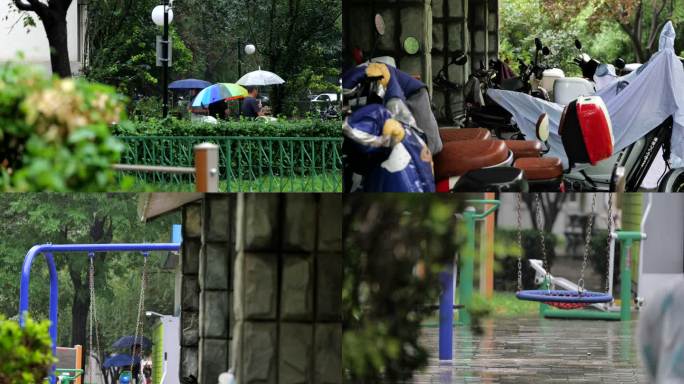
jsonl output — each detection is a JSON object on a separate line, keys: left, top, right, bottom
{"left": 191, "top": 83, "right": 248, "bottom": 108}
{"left": 111, "top": 335, "right": 153, "bottom": 350}
{"left": 169, "top": 79, "right": 212, "bottom": 90}
{"left": 103, "top": 354, "right": 141, "bottom": 369}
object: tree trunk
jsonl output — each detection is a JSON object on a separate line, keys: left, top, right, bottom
{"left": 44, "top": 15, "right": 72, "bottom": 77}
{"left": 70, "top": 276, "right": 89, "bottom": 349}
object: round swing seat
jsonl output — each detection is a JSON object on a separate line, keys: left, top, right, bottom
{"left": 516, "top": 289, "right": 613, "bottom": 310}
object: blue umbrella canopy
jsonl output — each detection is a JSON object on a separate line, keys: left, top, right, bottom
{"left": 191, "top": 83, "right": 248, "bottom": 108}
{"left": 111, "top": 335, "right": 153, "bottom": 350}
{"left": 169, "top": 79, "right": 212, "bottom": 90}
{"left": 103, "top": 354, "right": 141, "bottom": 369}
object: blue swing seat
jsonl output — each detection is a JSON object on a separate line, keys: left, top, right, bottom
{"left": 516, "top": 289, "right": 613, "bottom": 309}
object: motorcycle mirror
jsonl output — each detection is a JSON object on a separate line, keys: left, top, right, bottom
{"left": 451, "top": 50, "right": 468, "bottom": 65}
{"left": 542, "top": 47, "right": 551, "bottom": 56}
{"left": 536, "top": 113, "right": 550, "bottom": 142}
{"left": 574, "top": 39, "right": 583, "bottom": 50}
{"left": 613, "top": 58, "right": 626, "bottom": 70}
{"left": 534, "top": 38, "right": 543, "bottom": 51}
{"left": 375, "top": 14, "right": 386, "bottom": 36}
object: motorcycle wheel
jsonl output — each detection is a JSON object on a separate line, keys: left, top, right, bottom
{"left": 658, "top": 168, "right": 684, "bottom": 192}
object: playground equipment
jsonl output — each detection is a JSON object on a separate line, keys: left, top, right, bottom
{"left": 515, "top": 193, "right": 614, "bottom": 308}
{"left": 55, "top": 346, "right": 84, "bottom": 384}
{"left": 439, "top": 199, "right": 499, "bottom": 361}
{"left": 148, "top": 312, "right": 181, "bottom": 384}
{"left": 515, "top": 193, "right": 647, "bottom": 320}
{"left": 18, "top": 243, "right": 181, "bottom": 384}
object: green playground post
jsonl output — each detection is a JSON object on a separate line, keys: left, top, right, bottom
{"left": 541, "top": 230, "right": 645, "bottom": 321}
{"left": 458, "top": 200, "right": 499, "bottom": 326}
{"left": 616, "top": 231, "right": 645, "bottom": 321}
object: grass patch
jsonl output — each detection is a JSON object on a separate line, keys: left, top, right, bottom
{"left": 123, "top": 173, "right": 342, "bottom": 192}
{"left": 421, "top": 291, "right": 539, "bottom": 327}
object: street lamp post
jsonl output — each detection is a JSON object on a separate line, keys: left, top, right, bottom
{"left": 152, "top": 1, "right": 173, "bottom": 118}
{"left": 238, "top": 41, "right": 257, "bottom": 79}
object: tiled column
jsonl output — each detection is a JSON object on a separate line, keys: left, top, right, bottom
{"left": 180, "top": 202, "right": 202, "bottom": 380}
{"left": 198, "top": 195, "right": 233, "bottom": 384}
{"left": 233, "top": 194, "right": 342, "bottom": 384}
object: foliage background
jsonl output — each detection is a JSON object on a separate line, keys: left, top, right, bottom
{"left": 84, "top": 0, "right": 342, "bottom": 117}
{"left": 499, "top": 0, "right": 684, "bottom": 76}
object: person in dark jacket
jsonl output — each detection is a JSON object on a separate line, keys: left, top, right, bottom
{"left": 241, "top": 86, "right": 263, "bottom": 118}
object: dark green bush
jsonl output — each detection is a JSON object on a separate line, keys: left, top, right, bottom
{"left": 0, "top": 316, "right": 56, "bottom": 384}
{"left": 112, "top": 118, "right": 340, "bottom": 138}
{"left": 0, "top": 63, "right": 128, "bottom": 191}
{"left": 494, "top": 229, "right": 558, "bottom": 291}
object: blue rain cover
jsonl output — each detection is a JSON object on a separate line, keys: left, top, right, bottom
{"left": 343, "top": 104, "right": 435, "bottom": 192}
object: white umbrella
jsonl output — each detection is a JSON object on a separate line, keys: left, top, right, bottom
{"left": 237, "top": 68, "right": 285, "bottom": 86}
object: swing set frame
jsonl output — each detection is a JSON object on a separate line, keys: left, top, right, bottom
{"left": 18, "top": 243, "right": 181, "bottom": 384}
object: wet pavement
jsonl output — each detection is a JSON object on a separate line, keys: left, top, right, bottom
{"left": 413, "top": 317, "right": 647, "bottom": 383}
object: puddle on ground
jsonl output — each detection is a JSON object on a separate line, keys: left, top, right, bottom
{"left": 412, "top": 317, "right": 646, "bottom": 384}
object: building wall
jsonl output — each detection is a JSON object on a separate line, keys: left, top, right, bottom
{"left": 342, "top": 0, "right": 500, "bottom": 124}
{"left": 178, "top": 194, "right": 342, "bottom": 384}
{"left": 0, "top": 1, "right": 82, "bottom": 74}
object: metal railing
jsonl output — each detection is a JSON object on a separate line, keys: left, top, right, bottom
{"left": 117, "top": 136, "right": 343, "bottom": 192}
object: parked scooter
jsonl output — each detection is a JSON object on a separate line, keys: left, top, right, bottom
{"left": 437, "top": 96, "right": 620, "bottom": 193}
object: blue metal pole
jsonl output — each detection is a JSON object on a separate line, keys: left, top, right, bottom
{"left": 17, "top": 243, "right": 181, "bottom": 382}
{"left": 438, "top": 265, "right": 454, "bottom": 361}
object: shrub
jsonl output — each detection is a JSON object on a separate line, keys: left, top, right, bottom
{"left": 0, "top": 63, "right": 127, "bottom": 191}
{"left": 0, "top": 316, "right": 56, "bottom": 384}
{"left": 113, "top": 117, "right": 340, "bottom": 138}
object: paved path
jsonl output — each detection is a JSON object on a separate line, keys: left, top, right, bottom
{"left": 412, "top": 317, "right": 647, "bottom": 383}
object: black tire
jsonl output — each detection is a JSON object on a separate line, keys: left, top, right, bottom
{"left": 658, "top": 169, "right": 684, "bottom": 192}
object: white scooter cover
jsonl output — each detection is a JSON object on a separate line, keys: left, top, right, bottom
{"left": 488, "top": 21, "right": 684, "bottom": 174}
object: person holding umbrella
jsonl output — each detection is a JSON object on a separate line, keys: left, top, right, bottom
{"left": 240, "top": 86, "right": 264, "bottom": 119}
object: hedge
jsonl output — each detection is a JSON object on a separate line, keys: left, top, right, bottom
{"left": 113, "top": 118, "right": 340, "bottom": 138}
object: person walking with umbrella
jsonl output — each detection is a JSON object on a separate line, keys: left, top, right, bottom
{"left": 240, "top": 86, "right": 264, "bottom": 119}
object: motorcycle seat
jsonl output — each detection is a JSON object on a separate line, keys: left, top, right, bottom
{"left": 513, "top": 157, "right": 563, "bottom": 180}
{"left": 505, "top": 140, "right": 543, "bottom": 159}
{"left": 439, "top": 127, "right": 491, "bottom": 142}
{"left": 435, "top": 140, "right": 510, "bottom": 180}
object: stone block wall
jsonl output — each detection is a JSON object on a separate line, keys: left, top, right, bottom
{"left": 178, "top": 194, "right": 342, "bottom": 384}
{"left": 343, "top": 0, "right": 432, "bottom": 82}
{"left": 342, "top": 0, "right": 500, "bottom": 125}
{"left": 232, "top": 194, "right": 342, "bottom": 384}
{"left": 179, "top": 196, "right": 236, "bottom": 383}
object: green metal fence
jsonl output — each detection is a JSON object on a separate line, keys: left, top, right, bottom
{"left": 118, "top": 136, "right": 343, "bottom": 192}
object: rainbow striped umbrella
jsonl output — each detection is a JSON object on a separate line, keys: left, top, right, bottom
{"left": 191, "top": 83, "right": 248, "bottom": 108}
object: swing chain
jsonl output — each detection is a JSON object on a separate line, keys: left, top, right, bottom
{"left": 534, "top": 194, "right": 550, "bottom": 285}
{"left": 578, "top": 193, "right": 598, "bottom": 293}
{"left": 604, "top": 193, "right": 614, "bottom": 293}
{"left": 131, "top": 255, "right": 149, "bottom": 371}
{"left": 516, "top": 193, "right": 523, "bottom": 291}
{"left": 88, "top": 255, "right": 102, "bottom": 384}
